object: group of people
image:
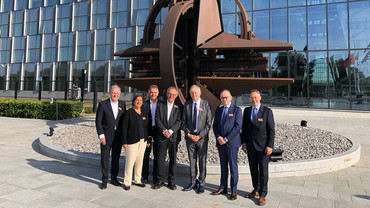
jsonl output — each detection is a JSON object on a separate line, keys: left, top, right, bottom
{"left": 95, "top": 84, "right": 275, "bottom": 206}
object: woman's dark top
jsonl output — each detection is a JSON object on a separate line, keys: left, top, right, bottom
{"left": 122, "top": 108, "right": 149, "bottom": 145}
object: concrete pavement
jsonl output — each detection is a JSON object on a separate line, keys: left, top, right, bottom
{"left": 0, "top": 108, "right": 370, "bottom": 207}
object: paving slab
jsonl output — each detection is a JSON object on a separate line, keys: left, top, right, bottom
{"left": 0, "top": 108, "right": 369, "bottom": 207}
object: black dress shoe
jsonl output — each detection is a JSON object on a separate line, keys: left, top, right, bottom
{"left": 134, "top": 183, "right": 146, "bottom": 188}
{"left": 100, "top": 181, "right": 107, "bottom": 189}
{"left": 211, "top": 188, "right": 228, "bottom": 195}
{"left": 230, "top": 192, "right": 237, "bottom": 200}
{"left": 197, "top": 185, "right": 205, "bottom": 194}
{"left": 168, "top": 182, "right": 177, "bottom": 190}
{"left": 110, "top": 179, "right": 121, "bottom": 186}
{"left": 142, "top": 178, "right": 148, "bottom": 184}
{"left": 182, "top": 183, "right": 197, "bottom": 191}
{"left": 123, "top": 185, "right": 130, "bottom": 191}
{"left": 153, "top": 181, "right": 165, "bottom": 189}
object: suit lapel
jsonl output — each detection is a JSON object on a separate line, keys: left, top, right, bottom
{"left": 106, "top": 99, "right": 115, "bottom": 120}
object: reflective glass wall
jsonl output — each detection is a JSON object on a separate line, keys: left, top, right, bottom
{"left": 222, "top": 0, "right": 370, "bottom": 110}
{"left": 0, "top": 0, "right": 369, "bottom": 110}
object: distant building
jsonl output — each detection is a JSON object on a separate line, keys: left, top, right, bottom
{"left": 0, "top": 0, "right": 369, "bottom": 110}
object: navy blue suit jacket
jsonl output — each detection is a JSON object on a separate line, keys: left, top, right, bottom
{"left": 95, "top": 99, "right": 126, "bottom": 143}
{"left": 213, "top": 103, "right": 242, "bottom": 149}
{"left": 241, "top": 105, "right": 275, "bottom": 152}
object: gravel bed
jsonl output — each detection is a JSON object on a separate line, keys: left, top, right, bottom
{"left": 49, "top": 122, "right": 352, "bottom": 164}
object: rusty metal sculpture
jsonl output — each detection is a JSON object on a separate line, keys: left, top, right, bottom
{"left": 114, "top": 0, "right": 294, "bottom": 115}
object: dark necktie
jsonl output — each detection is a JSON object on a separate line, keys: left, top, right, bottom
{"left": 192, "top": 103, "right": 197, "bottom": 131}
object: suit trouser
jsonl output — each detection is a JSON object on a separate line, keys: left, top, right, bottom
{"left": 247, "top": 146, "right": 269, "bottom": 197}
{"left": 100, "top": 132, "right": 122, "bottom": 182}
{"left": 124, "top": 139, "right": 147, "bottom": 186}
{"left": 157, "top": 140, "right": 178, "bottom": 183}
{"left": 186, "top": 137, "right": 208, "bottom": 186}
{"left": 142, "top": 129, "right": 158, "bottom": 182}
{"left": 218, "top": 145, "right": 239, "bottom": 192}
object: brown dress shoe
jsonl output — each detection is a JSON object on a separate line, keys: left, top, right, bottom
{"left": 230, "top": 192, "right": 237, "bottom": 200}
{"left": 245, "top": 189, "right": 259, "bottom": 198}
{"left": 211, "top": 188, "right": 228, "bottom": 195}
{"left": 258, "top": 197, "right": 266, "bottom": 206}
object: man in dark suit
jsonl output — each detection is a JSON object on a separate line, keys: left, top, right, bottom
{"left": 182, "top": 85, "right": 212, "bottom": 194}
{"left": 95, "top": 85, "right": 126, "bottom": 189}
{"left": 141, "top": 85, "right": 163, "bottom": 184}
{"left": 152, "top": 86, "right": 183, "bottom": 190}
{"left": 241, "top": 89, "right": 275, "bottom": 206}
{"left": 212, "top": 89, "right": 242, "bottom": 200}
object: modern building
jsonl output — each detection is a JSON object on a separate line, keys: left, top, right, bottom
{"left": 0, "top": 0, "right": 369, "bottom": 110}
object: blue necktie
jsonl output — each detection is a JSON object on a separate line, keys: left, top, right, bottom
{"left": 253, "top": 107, "right": 258, "bottom": 123}
{"left": 192, "top": 103, "right": 197, "bottom": 131}
{"left": 221, "top": 106, "right": 228, "bottom": 126}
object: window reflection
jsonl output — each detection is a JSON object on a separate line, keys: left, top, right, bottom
{"left": 308, "top": 5, "right": 327, "bottom": 50}
{"left": 328, "top": 3, "right": 348, "bottom": 50}
{"left": 271, "top": 9, "right": 287, "bottom": 42}
{"left": 349, "top": 1, "right": 370, "bottom": 49}
{"left": 253, "top": 10, "right": 269, "bottom": 39}
{"left": 24, "top": 63, "right": 35, "bottom": 90}
{"left": 289, "top": 7, "right": 306, "bottom": 51}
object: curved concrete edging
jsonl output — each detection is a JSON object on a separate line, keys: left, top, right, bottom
{"left": 38, "top": 131, "right": 361, "bottom": 177}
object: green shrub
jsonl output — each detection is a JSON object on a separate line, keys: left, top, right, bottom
{"left": 0, "top": 99, "right": 83, "bottom": 120}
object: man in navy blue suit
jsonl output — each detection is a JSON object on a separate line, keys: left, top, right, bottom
{"left": 95, "top": 85, "right": 126, "bottom": 189}
{"left": 241, "top": 89, "right": 275, "bottom": 206}
{"left": 212, "top": 89, "right": 242, "bottom": 200}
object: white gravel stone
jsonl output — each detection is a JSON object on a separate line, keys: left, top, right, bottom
{"left": 49, "top": 122, "right": 352, "bottom": 164}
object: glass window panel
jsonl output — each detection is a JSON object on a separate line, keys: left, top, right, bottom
{"left": 15, "top": 0, "right": 27, "bottom": 10}
{"left": 14, "top": 11, "right": 24, "bottom": 23}
{"left": 239, "top": 0, "right": 252, "bottom": 11}
{"left": 115, "top": 0, "right": 127, "bottom": 12}
{"left": 221, "top": 0, "right": 236, "bottom": 13}
{"left": 271, "top": 9, "right": 287, "bottom": 42}
{"left": 14, "top": 37, "right": 25, "bottom": 50}
{"left": 328, "top": 3, "right": 348, "bottom": 50}
{"left": 139, "top": 0, "right": 149, "bottom": 9}
{"left": 289, "top": 7, "right": 307, "bottom": 51}
{"left": 253, "top": 11, "right": 269, "bottom": 39}
{"left": 349, "top": 1, "right": 370, "bottom": 49}
{"left": 95, "top": 45, "right": 106, "bottom": 60}
{"left": 222, "top": 14, "right": 236, "bottom": 33}
{"left": 1, "top": 0, "right": 14, "bottom": 12}
{"left": 45, "top": 7, "right": 54, "bottom": 19}
{"left": 271, "top": 0, "right": 287, "bottom": 9}
{"left": 307, "top": 0, "right": 326, "bottom": 5}
{"left": 116, "top": 28, "right": 126, "bottom": 43}
{"left": 12, "top": 50, "right": 25, "bottom": 63}
{"left": 27, "top": 9, "right": 38, "bottom": 21}
{"left": 110, "top": 60, "right": 126, "bottom": 81}
{"left": 24, "top": 64, "right": 35, "bottom": 90}
{"left": 96, "top": 30, "right": 106, "bottom": 45}
{"left": 79, "top": 2, "right": 88, "bottom": 15}
{"left": 254, "top": 0, "right": 269, "bottom": 10}
{"left": 9, "top": 64, "right": 21, "bottom": 90}
{"left": 328, "top": 0, "right": 346, "bottom": 3}
{"left": 72, "top": 61, "right": 86, "bottom": 82}
{"left": 289, "top": 1, "right": 306, "bottom": 7}
{"left": 138, "top": 10, "right": 149, "bottom": 26}
{"left": 308, "top": 5, "right": 327, "bottom": 50}
{"left": 117, "top": 12, "right": 128, "bottom": 27}
{"left": 97, "top": 0, "right": 107, "bottom": 14}
{"left": 328, "top": 50, "right": 350, "bottom": 99}
{"left": 30, "top": 0, "right": 42, "bottom": 8}
{"left": 309, "top": 51, "right": 328, "bottom": 98}
{"left": 0, "top": 25, "right": 9, "bottom": 37}
{"left": 45, "top": 0, "right": 58, "bottom": 6}
{"left": 0, "top": 51, "right": 10, "bottom": 63}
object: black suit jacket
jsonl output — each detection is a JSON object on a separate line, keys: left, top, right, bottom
{"left": 155, "top": 100, "right": 183, "bottom": 142}
{"left": 241, "top": 105, "right": 275, "bottom": 152}
{"left": 95, "top": 99, "right": 126, "bottom": 142}
{"left": 142, "top": 99, "right": 164, "bottom": 138}
{"left": 122, "top": 108, "right": 150, "bottom": 145}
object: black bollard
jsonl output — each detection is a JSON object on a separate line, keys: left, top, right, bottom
{"left": 93, "top": 81, "right": 97, "bottom": 113}
{"left": 14, "top": 81, "right": 18, "bottom": 99}
{"left": 38, "top": 81, "right": 42, "bottom": 101}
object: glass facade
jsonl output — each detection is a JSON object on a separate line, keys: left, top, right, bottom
{"left": 0, "top": 0, "right": 368, "bottom": 110}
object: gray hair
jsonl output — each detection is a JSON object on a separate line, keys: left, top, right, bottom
{"left": 189, "top": 85, "right": 201, "bottom": 92}
{"left": 111, "top": 85, "right": 121, "bottom": 92}
{"left": 250, "top": 89, "right": 260, "bottom": 95}
{"left": 148, "top": 85, "right": 159, "bottom": 92}
{"left": 167, "top": 86, "right": 178, "bottom": 94}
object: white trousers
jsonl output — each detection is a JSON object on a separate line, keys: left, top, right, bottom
{"left": 124, "top": 139, "right": 147, "bottom": 186}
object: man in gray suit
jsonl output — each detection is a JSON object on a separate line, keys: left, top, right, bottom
{"left": 182, "top": 85, "right": 212, "bottom": 194}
